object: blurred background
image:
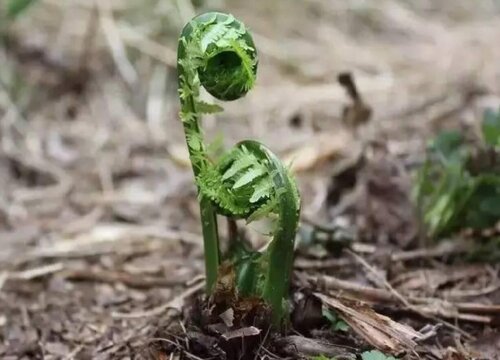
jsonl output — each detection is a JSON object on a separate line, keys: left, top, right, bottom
{"left": 2, "top": 1, "right": 500, "bottom": 358}
{"left": 1, "top": 0, "right": 500, "bottom": 233}
{"left": 0, "top": 0, "right": 500, "bottom": 236}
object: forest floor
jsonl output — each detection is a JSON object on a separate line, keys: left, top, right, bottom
{"left": 1, "top": 0, "right": 500, "bottom": 359}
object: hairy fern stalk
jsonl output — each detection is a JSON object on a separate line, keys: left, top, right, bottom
{"left": 177, "top": 12, "right": 300, "bottom": 326}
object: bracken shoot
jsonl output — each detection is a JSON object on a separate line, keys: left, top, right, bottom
{"left": 177, "top": 12, "right": 301, "bottom": 327}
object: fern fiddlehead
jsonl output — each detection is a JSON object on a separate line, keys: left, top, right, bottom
{"left": 177, "top": 12, "right": 300, "bottom": 325}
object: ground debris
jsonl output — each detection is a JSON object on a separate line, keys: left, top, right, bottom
{"left": 315, "top": 293, "right": 423, "bottom": 353}
{"left": 1, "top": 0, "right": 500, "bottom": 359}
{"left": 275, "top": 335, "right": 355, "bottom": 359}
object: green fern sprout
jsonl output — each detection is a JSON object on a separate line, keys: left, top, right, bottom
{"left": 177, "top": 12, "right": 300, "bottom": 326}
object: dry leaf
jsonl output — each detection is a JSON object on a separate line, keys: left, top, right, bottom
{"left": 315, "top": 293, "right": 423, "bottom": 353}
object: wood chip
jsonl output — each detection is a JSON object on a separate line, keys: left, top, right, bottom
{"left": 315, "top": 292, "right": 423, "bottom": 353}
{"left": 219, "top": 308, "right": 234, "bottom": 327}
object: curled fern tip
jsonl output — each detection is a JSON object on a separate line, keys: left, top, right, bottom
{"left": 177, "top": 12, "right": 300, "bottom": 327}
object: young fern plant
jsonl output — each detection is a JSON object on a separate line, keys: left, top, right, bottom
{"left": 177, "top": 12, "right": 300, "bottom": 326}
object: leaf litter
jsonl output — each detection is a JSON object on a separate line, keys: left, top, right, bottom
{"left": 1, "top": 0, "right": 500, "bottom": 359}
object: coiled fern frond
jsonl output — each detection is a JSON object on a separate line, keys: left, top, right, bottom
{"left": 177, "top": 12, "right": 300, "bottom": 326}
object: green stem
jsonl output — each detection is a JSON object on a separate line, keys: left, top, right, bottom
{"left": 239, "top": 141, "right": 300, "bottom": 326}
{"left": 179, "top": 93, "right": 220, "bottom": 295}
{"left": 178, "top": 47, "right": 220, "bottom": 295}
{"left": 199, "top": 196, "right": 219, "bottom": 294}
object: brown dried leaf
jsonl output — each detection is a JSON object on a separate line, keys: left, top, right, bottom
{"left": 315, "top": 293, "right": 423, "bottom": 353}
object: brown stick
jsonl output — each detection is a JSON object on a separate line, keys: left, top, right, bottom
{"left": 63, "top": 269, "right": 188, "bottom": 289}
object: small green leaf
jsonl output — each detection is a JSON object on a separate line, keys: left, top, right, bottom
{"left": 246, "top": 197, "right": 277, "bottom": 223}
{"left": 322, "top": 307, "right": 349, "bottom": 332}
{"left": 334, "top": 319, "right": 349, "bottom": 332}
{"left": 222, "top": 152, "right": 254, "bottom": 180}
{"left": 322, "top": 307, "right": 338, "bottom": 324}
{"left": 195, "top": 100, "right": 223, "bottom": 114}
{"left": 200, "top": 22, "right": 230, "bottom": 51}
{"left": 481, "top": 108, "right": 500, "bottom": 146}
{"left": 431, "top": 130, "right": 464, "bottom": 164}
{"left": 187, "top": 133, "right": 203, "bottom": 151}
{"left": 7, "top": 0, "right": 38, "bottom": 19}
{"left": 361, "top": 350, "right": 397, "bottom": 360}
{"left": 310, "top": 356, "right": 334, "bottom": 360}
{"left": 206, "top": 133, "right": 225, "bottom": 160}
{"left": 250, "top": 177, "right": 272, "bottom": 203}
{"left": 233, "top": 166, "right": 266, "bottom": 189}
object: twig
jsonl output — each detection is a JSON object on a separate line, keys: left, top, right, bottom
{"left": 254, "top": 326, "right": 271, "bottom": 360}
{"left": 443, "top": 281, "right": 500, "bottom": 299}
{"left": 301, "top": 272, "right": 395, "bottom": 303}
{"left": 96, "top": 0, "right": 137, "bottom": 85}
{"left": 302, "top": 271, "right": 500, "bottom": 318}
{"left": 295, "top": 257, "right": 353, "bottom": 270}
{"left": 147, "top": 338, "right": 204, "bottom": 360}
{"left": 63, "top": 268, "right": 189, "bottom": 289}
{"left": 8, "top": 263, "right": 64, "bottom": 280}
{"left": 13, "top": 224, "right": 202, "bottom": 266}
{"left": 391, "top": 240, "right": 468, "bottom": 262}
{"left": 295, "top": 240, "right": 468, "bottom": 270}
{"left": 451, "top": 302, "right": 500, "bottom": 315}
{"left": 63, "top": 345, "right": 84, "bottom": 360}
{"left": 347, "top": 250, "right": 413, "bottom": 308}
